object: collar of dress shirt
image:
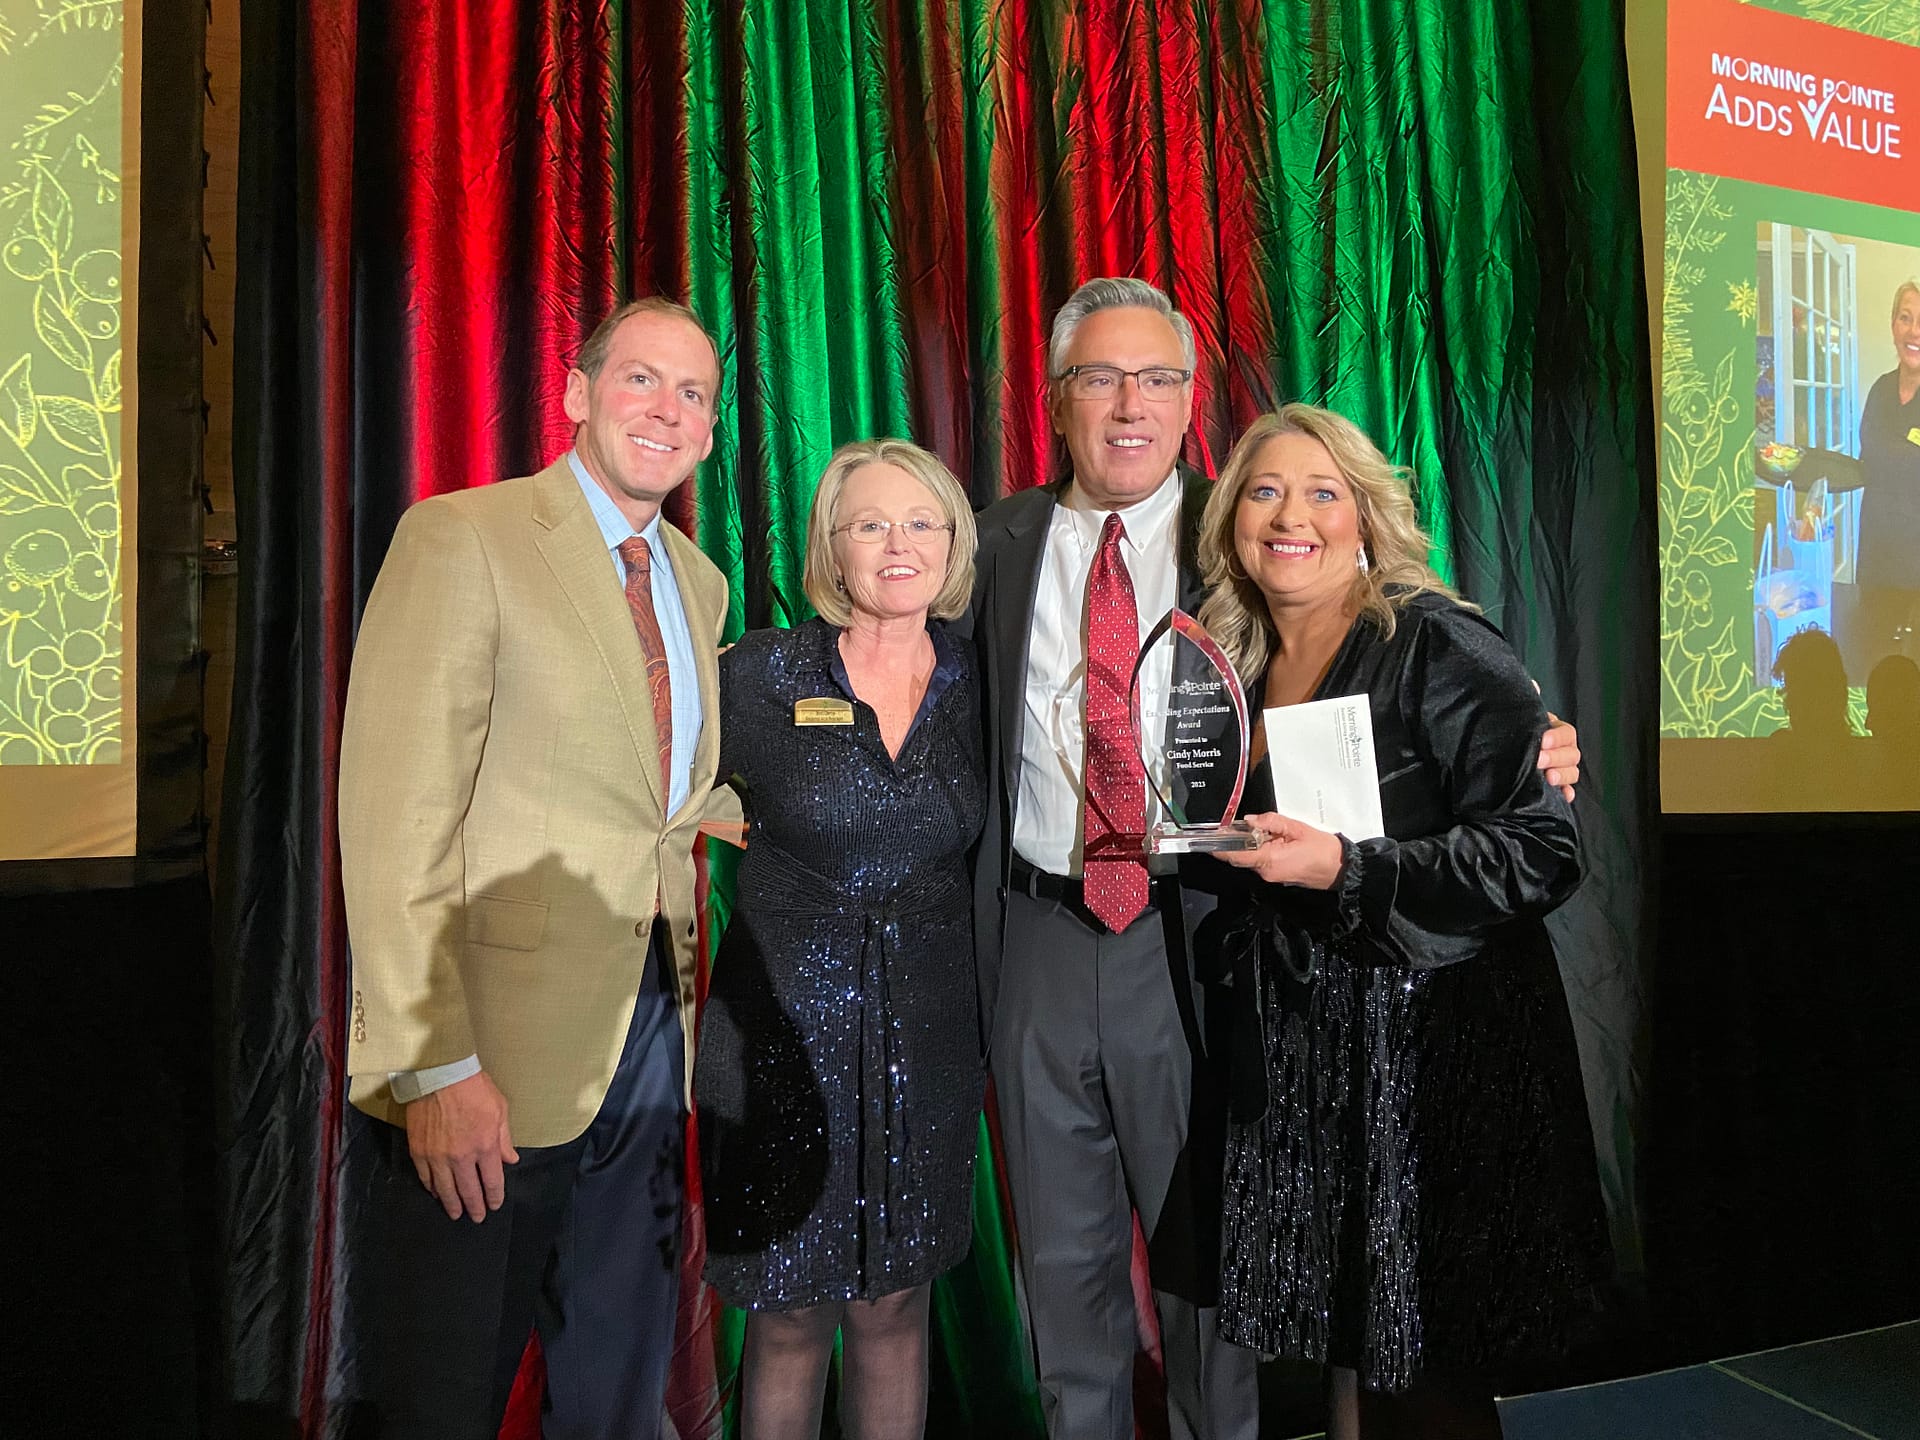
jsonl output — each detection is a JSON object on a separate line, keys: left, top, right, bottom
{"left": 567, "top": 448, "right": 668, "bottom": 561}
{"left": 1057, "top": 468, "right": 1182, "bottom": 555}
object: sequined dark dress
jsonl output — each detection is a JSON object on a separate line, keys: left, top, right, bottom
{"left": 1211, "top": 593, "right": 1610, "bottom": 1392}
{"left": 695, "top": 619, "right": 986, "bottom": 1310}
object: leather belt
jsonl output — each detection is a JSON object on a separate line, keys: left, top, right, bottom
{"left": 1008, "top": 855, "right": 1168, "bottom": 927}
{"left": 1009, "top": 855, "right": 1086, "bottom": 907}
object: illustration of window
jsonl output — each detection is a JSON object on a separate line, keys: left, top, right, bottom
{"left": 1768, "top": 224, "right": 1858, "bottom": 454}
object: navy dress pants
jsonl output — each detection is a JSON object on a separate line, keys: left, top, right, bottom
{"left": 346, "top": 936, "right": 685, "bottom": 1440}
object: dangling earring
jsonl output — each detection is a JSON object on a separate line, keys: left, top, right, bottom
{"left": 1356, "top": 545, "right": 1370, "bottom": 575}
{"left": 834, "top": 572, "right": 847, "bottom": 592}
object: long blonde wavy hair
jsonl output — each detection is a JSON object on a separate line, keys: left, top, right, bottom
{"left": 1196, "top": 404, "right": 1466, "bottom": 686}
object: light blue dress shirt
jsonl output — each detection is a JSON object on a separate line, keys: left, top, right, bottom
{"left": 387, "top": 452, "right": 705, "bottom": 1104}
{"left": 566, "top": 450, "right": 703, "bottom": 817}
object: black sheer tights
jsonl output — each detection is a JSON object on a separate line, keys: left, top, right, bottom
{"left": 739, "top": 1284, "right": 932, "bottom": 1440}
{"left": 1328, "top": 1364, "right": 1505, "bottom": 1440}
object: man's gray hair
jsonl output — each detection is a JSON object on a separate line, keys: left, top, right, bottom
{"left": 1047, "top": 277, "right": 1197, "bottom": 376}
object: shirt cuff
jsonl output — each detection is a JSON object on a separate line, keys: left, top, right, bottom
{"left": 388, "top": 1055, "right": 481, "bottom": 1103}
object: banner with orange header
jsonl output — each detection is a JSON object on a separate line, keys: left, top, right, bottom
{"left": 1654, "top": 0, "right": 1920, "bottom": 813}
{"left": 1669, "top": 0, "right": 1913, "bottom": 208}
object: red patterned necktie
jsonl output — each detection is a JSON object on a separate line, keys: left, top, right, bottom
{"left": 618, "top": 535, "right": 674, "bottom": 801}
{"left": 1082, "top": 512, "right": 1149, "bottom": 932}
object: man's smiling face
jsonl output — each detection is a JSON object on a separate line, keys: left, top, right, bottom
{"left": 1049, "top": 305, "right": 1195, "bottom": 510}
{"left": 564, "top": 310, "right": 719, "bottom": 524}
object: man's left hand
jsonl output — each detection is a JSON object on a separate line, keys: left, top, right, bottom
{"left": 1540, "top": 712, "right": 1580, "bottom": 802}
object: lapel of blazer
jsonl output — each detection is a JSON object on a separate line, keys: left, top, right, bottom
{"left": 987, "top": 482, "right": 1062, "bottom": 818}
{"left": 1175, "top": 465, "right": 1212, "bottom": 613}
{"left": 657, "top": 519, "right": 721, "bottom": 827}
{"left": 531, "top": 461, "right": 667, "bottom": 813}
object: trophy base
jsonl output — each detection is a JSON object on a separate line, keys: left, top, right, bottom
{"left": 1145, "top": 820, "right": 1264, "bottom": 855}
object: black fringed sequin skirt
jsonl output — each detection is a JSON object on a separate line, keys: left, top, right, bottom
{"left": 1217, "top": 928, "right": 1610, "bottom": 1392}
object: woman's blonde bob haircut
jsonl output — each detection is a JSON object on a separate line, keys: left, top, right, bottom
{"left": 1196, "top": 404, "right": 1465, "bottom": 686}
{"left": 802, "top": 438, "right": 979, "bottom": 627}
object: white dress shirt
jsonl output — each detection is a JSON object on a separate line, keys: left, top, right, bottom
{"left": 1012, "top": 470, "right": 1181, "bottom": 877}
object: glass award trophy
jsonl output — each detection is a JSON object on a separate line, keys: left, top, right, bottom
{"left": 1127, "top": 608, "right": 1260, "bottom": 854}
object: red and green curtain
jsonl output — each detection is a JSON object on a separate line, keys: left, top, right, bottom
{"left": 221, "top": 1, "right": 1653, "bottom": 1435}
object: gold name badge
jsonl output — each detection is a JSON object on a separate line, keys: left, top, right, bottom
{"left": 1906, "top": 427, "right": 1920, "bottom": 447}
{"left": 794, "top": 696, "right": 855, "bottom": 726}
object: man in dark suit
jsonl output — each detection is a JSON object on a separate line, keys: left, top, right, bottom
{"left": 959, "top": 278, "right": 1582, "bottom": 1440}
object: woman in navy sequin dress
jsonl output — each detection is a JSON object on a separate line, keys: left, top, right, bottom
{"left": 1195, "top": 407, "right": 1609, "bottom": 1438}
{"left": 694, "top": 439, "right": 985, "bottom": 1440}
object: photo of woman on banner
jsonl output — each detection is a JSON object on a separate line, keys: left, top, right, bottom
{"left": 1850, "top": 279, "right": 1920, "bottom": 671}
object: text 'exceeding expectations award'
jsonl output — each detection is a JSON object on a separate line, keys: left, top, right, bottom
{"left": 1127, "top": 609, "right": 1262, "bottom": 854}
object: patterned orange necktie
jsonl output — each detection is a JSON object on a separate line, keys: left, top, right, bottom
{"left": 1082, "top": 513, "right": 1149, "bottom": 931}
{"left": 618, "top": 535, "right": 674, "bottom": 800}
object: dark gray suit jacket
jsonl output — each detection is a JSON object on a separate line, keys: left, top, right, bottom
{"left": 952, "top": 469, "right": 1230, "bottom": 1053}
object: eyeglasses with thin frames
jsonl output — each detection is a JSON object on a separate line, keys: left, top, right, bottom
{"left": 832, "top": 517, "right": 955, "bottom": 544}
{"left": 1056, "top": 364, "right": 1193, "bottom": 402}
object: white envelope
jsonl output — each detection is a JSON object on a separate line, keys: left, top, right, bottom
{"left": 1261, "top": 694, "right": 1386, "bottom": 840}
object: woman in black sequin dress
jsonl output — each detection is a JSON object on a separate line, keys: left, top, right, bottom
{"left": 694, "top": 439, "right": 985, "bottom": 1440}
{"left": 1194, "top": 407, "right": 1609, "bottom": 1437}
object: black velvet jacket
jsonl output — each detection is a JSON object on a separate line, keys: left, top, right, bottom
{"left": 1222, "top": 588, "right": 1584, "bottom": 973}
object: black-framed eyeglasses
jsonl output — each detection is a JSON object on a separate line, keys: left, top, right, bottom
{"left": 831, "top": 518, "right": 955, "bottom": 544}
{"left": 1056, "top": 364, "right": 1194, "bottom": 401}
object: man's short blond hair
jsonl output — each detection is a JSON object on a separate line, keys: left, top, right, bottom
{"left": 574, "top": 297, "right": 720, "bottom": 381}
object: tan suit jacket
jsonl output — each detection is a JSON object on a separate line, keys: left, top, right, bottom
{"left": 339, "top": 459, "right": 728, "bottom": 1146}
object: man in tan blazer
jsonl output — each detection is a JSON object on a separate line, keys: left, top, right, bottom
{"left": 338, "top": 298, "right": 728, "bottom": 1439}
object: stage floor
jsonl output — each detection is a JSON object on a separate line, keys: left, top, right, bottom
{"left": 1277, "top": 1320, "right": 1919, "bottom": 1439}
{"left": 1500, "top": 1321, "right": 1920, "bottom": 1440}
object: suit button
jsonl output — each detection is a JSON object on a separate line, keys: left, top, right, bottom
{"left": 634, "top": 921, "right": 647, "bottom": 938}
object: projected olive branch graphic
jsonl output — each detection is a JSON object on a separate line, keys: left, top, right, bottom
{"left": 0, "top": 1, "right": 123, "bottom": 766}
{"left": 1660, "top": 172, "right": 1785, "bottom": 740}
